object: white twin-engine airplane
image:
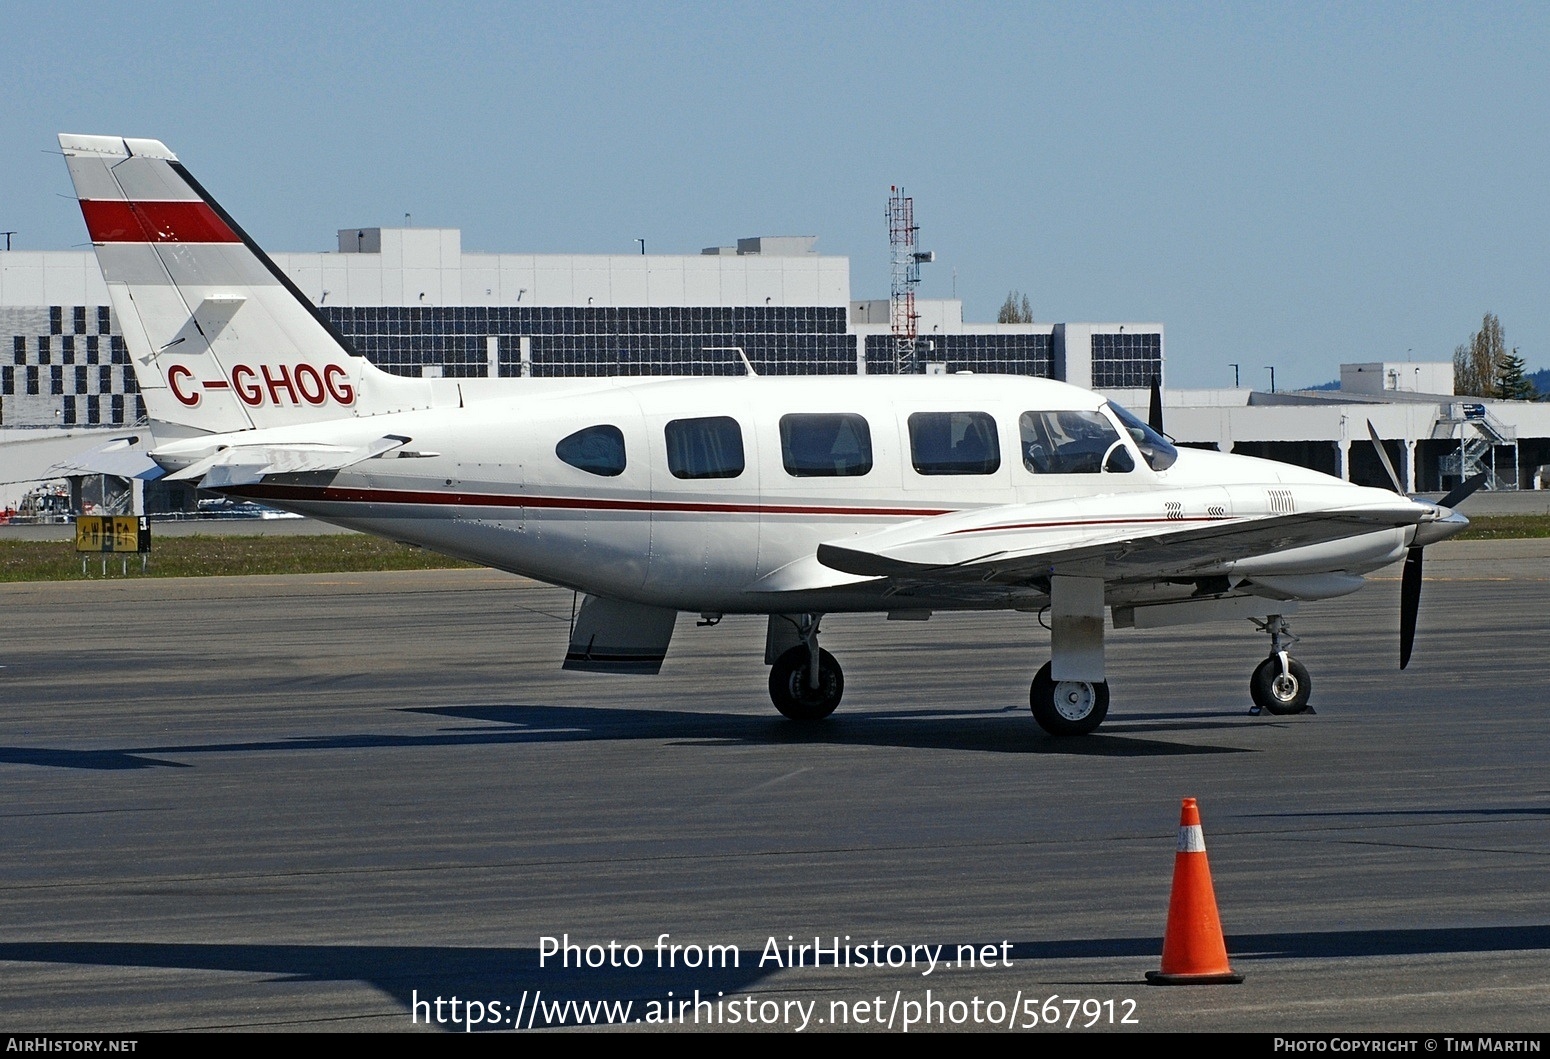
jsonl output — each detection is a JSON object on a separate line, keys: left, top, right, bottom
{"left": 59, "top": 134, "right": 1480, "bottom": 735}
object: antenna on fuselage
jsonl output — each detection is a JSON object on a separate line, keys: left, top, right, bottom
{"left": 703, "top": 346, "right": 758, "bottom": 377}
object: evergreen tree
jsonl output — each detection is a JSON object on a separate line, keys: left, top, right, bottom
{"left": 1495, "top": 348, "right": 1537, "bottom": 401}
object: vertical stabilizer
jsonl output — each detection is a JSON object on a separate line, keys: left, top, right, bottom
{"left": 59, "top": 134, "right": 429, "bottom": 434}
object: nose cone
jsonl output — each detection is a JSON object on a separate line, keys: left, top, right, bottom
{"left": 1411, "top": 506, "right": 1469, "bottom": 548}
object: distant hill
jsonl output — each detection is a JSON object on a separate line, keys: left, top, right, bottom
{"left": 1298, "top": 370, "right": 1548, "bottom": 399}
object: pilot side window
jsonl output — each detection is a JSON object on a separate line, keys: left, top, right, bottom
{"left": 555, "top": 424, "right": 626, "bottom": 477}
{"left": 1020, "top": 411, "right": 1134, "bottom": 474}
{"left": 780, "top": 413, "right": 873, "bottom": 477}
{"left": 665, "top": 416, "right": 745, "bottom": 479}
{"left": 907, "top": 411, "right": 1000, "bottom": 475}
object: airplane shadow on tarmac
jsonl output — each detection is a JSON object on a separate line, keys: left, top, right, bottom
{"left": 3, "top": 925, "right": 1549, "bottom": 1029}
{"left": 0, "top": 702, "right": 1259, "bottom": 770}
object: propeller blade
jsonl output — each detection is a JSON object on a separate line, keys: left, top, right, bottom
{"left": 1439, "top": 470, "right": 1490, "bottom": 510}
{"left": 1395, "top": 470, "right": 1483, "bottom": 671}
{"left": 1148, "top": 375, "right": 1164, "bottom": 435}
{"left": 1399, "top": 546, "right": 1423, "bottom": 670}
{"left": 1365, "top": 420, "right": 1404, "bottom": 494}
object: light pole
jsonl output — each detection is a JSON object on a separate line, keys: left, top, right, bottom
{"left": 1265, "top": 365, "right": 1276, "bottom": 394}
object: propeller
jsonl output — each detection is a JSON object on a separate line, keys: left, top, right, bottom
{"left": 1365, "top": 421, "right": 1487, "bottom": 668}
{"left": 1365, "top": 421, "right": 1405, "bottom": 494}
{"left": 1148, "top": 375, "right": 1164, "bottom": 435}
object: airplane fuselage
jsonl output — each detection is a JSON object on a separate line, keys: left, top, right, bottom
{"left": 155, "top": 373, "right": 1418, "bottom": 615}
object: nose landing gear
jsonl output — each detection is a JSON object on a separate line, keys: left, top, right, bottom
{"left": 1248, "top": 615, "right": 1313, "bottom": 715}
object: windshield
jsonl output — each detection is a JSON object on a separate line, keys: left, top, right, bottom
{"left": 1105, "top": 401, "right": 1178, "bottom": 471}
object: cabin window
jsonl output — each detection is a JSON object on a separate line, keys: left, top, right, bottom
{"left": 1106, "top": 401, "right": 1179, "bottom": 471}
{"left": 665, "top": 416, "right": 745, "bottom": 479}
{"left": 555, "top": 424, "right": 626, "bottom": 477}
{"left": 779, "top": 413, "right": 873, "bottom": 477}
{"left": 1019, "top": 410, "right": 1133, "bottom": 474}
{"left": 907, "top": 411, "right": 1000, "bottom": 475}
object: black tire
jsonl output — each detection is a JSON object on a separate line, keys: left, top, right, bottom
{"left": 1029, "top": 661, "right": 1109, "bottom": 736}
{"left": 1251, "top": 655, "right": 1312, "bottom": 714}
{"left": 769, "top": 646, "right": 844, "bottom": 721}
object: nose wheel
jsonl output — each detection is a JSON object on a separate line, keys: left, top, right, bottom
{"left": 1250, "top": 654, "right": 1311, "bottom": 714}
{"left": 1030, "top": 661, "right": 1109, "bottom": 736}
{"left": 1249, "top": 616, "right": 1313, "bottom": 715}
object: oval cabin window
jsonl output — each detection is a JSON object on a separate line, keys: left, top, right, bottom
{"left": 556, "top": 424, "right": 627, "bottom": 477}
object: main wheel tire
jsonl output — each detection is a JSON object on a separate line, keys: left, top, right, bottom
{"left": 769, "top": 645, "right": 844, "bottom": 721}
{"left": 1251, "top": 655, "right": 1312, "bottom": 714}
{"left": 1029, "top": 661, "right": 1109, "bottom": 736}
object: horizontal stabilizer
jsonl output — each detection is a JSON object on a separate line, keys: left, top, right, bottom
{"left": 165, "top": 435, "right": 409, "bottom": 487}
{"left": 48, "top": 436, "right": 165, "bottom": 481}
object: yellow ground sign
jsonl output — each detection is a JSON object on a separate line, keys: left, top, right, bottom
{"left": 75, "top": 516, "right": 151, "bottom": 553}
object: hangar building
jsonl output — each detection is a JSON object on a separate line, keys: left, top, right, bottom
{"left": 2, "top": 227, "right": 1547, "bottom": 509}
{"left": 0, "top": 227, "right": 1157, "bottom": 427}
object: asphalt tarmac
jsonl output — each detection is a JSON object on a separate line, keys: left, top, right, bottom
{"left": 1, "top": 543, "right": 1546, "bottom": 1033}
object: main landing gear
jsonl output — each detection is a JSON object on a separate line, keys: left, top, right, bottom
{"left": 768, "top": 614, "right": 844, "bottom": 721}
{"left": 1248, "top": 615, "right": 1312, "bottom": 715}
{"left": 1029, "top": 662, "right": 1109, "bottom": 737}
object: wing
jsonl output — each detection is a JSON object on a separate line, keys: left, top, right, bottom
{"left": 815, "top": 485, "right": 1426, "bottom": 588}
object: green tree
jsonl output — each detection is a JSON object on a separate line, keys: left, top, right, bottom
{"left": 1495, "top": 347, "right": 1537, "bottom": 401}
{"left": 997, "top": 291, "right": 1033, "bottom": 324}
{"left": 1453, "top": 312, "right": 1504, "bottom": 397}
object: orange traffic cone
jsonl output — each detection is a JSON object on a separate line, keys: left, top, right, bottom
{"left": 1146, "top": 797, "right": 1244, "bottom": 985}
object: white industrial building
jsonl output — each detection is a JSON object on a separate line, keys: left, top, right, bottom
{"left": 1, "top": 227, "right": 1546, "bottom": 510}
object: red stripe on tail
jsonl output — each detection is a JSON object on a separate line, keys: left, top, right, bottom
{"left": 80, "top": 200, "right": 239, "bottom": 244}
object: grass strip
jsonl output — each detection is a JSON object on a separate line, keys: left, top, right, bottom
{"left": 1450, "top": 514, "right": 1550, "bottom": 540}
{"left": 0, "top": 534, "right": 475, "bottom": 582}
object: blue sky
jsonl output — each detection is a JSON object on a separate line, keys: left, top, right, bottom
{"left": 3, "top": 1, "right": 1546, "bottom": 388}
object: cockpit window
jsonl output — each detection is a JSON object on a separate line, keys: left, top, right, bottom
{"left": 1105, "top": 401, "right": 1178, "bottom": 471}
{"left": 907, "top": 411, "right": 1000, "bottom": 475}
{"left": 1020, "top": 411, "right": 1134, "bottom": 474}
{"left": 665, "top": 416, "right": 745, "bottom": 479}
{"left": 555, "top": 424, "right": 626, "bottom": 476}
{"left": 780, "top": 413, "right": 873, "bottom": 477}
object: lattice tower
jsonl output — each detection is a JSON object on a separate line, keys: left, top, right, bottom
{"left": 888, "top": 186, "right": 921, "bottom": 374}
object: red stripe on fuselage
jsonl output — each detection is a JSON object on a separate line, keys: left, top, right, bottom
{"left": 227, "top": 482, "right": 952, "bottom": 518}
{"left": 80, "top": 200, "right": 239, "bottom": 243}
